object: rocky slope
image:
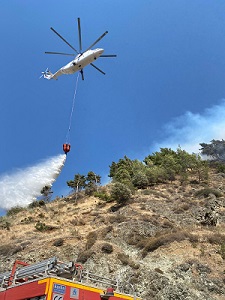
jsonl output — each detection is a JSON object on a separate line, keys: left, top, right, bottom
{"left": 0, "top": 171, "right": 225, "bottom": 299}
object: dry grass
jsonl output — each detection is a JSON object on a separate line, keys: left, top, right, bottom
{"left": 126, "top": 231, "right": 146, "bottom": 246}
{"left": 206, "top": 233, "right": 225, "bottom": 245}
{"left": 108, "top": 214, "right": 126, "bottom": 223}
{"left": 117, "top": 253, "right": 139, "bottom": 269}
{"left": 98, "top": 226, "right": 113, "bottom": 238}
{"left": 0, "top": 243, "right": 23, "bottom": 256}
{"left": 138, "top": 230, "right": 198, "bottom": 257}
{"left": 85, "top": 231, "right": 97, "bottom": 250}
{"left": 1, "top": 167, "right": 225, "bottom": 288}
{"left": 77, "top": 249, "right": 94, "bottom": 263}
{"left": 70, "top": 217, "right": 85, "bottom": 226}
{"left": 173, "top": 203, "right": 191, "bottom": 214}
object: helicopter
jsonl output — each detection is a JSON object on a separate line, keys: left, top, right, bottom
{"left": 41, "top": 18, "right": 116, "bottom": 80}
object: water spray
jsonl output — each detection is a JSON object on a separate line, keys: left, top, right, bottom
{"left": 0, "top": 154, "right": 66, "bottom": 210}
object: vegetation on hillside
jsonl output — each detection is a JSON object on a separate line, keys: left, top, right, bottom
{"left": 200, "top": 139, "right": 225, "bottom": 161}
{"left": 67, "top": 171, "right": 101, "bottom": 196}
{"left": 4, "top": 139, "right": 225, "bottom": 212}
{"left": 106, "top": 146, "right": 210, "bottom": 202}
{"left": 1, "top": 141, "right": 225, "bottom": 299}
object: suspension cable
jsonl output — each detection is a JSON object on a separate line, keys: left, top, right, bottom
{"left": 65, "top": 73, "right": 80, "bottom": 143}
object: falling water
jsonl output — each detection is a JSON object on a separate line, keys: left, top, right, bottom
{"left": 0, "top": 154, "right": 66, "bottom": 210}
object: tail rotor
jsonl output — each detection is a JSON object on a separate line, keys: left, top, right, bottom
{"left": 39, "top": 68, "right": 49, "bottom": 79}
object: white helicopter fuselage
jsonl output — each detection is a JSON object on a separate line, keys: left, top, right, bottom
{"left": 61, "top": 48, "right": 104, "bottom": 74}
{"left": 44, "top": 48, "right": 104, "bottom": 80}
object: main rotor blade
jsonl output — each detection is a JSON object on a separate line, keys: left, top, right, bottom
{"left": 84, "top": 31, "right": 108, "bottom": 52}
{"left": 45, "top": 51, "right": 75, "bottom": 56}
{"left": 100, "top": 54, "right": 117, "bottom": 57}
{"left": 90, "top": 63, "right": 105, "bottom": 75}
{"left": 50, "top": 27, "right": 79, "bottom": 54}
{"left": 77, "top": 18, "right": 82, "bottom": 52}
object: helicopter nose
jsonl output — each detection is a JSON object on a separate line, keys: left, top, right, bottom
{"left": 97, "top": 48, "right": 104, "bottom": 55}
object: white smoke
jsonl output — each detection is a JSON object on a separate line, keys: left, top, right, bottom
{"left": 153, "top": 100, "right": 225, "bottom": 154}
{"left": 0, "top": 154, "right": 66, "bottom": 210}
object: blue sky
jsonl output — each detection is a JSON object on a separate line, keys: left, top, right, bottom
{"left": 1, "top": 1, "right": 225, "bottom": 213}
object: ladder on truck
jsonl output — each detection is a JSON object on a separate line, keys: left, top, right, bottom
{"left": 0, "top": 257, "right": 123, "bottom": 292}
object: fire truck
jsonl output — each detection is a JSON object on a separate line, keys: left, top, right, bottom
{"left": 0, "top": 257, "right": 141, "bottom": 300}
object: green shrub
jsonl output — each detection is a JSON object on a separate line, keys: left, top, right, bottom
{"left": 35, "top": 222, "right": 58, "bottom": 232}
{"left": 35, "top": 221, "right": 47, "bottom": 232}
{"left": 53, "top": 238, "right": 64, "bottom": 247}
{"left": 146, "top": 166, "right": 169, "bottom": 184}
{"left": 132, "top": 172, "right": 149, "bottom": 189}
{"left": 141, "top": 189, "right": 153, "bottom": 195}
{"left": 0, "top": 217, "right": 10, "bottom": 230}
{"left": 21, "top": 216, "right": 33, "bottom": 224}
{"left": 215, "top": 162, "right": 225, "bottom": 173}
{"left": 110, "top": 182, "right": 132, "bottom": 204}
{"left": 93, "top": 191, "right": 111, "bottom": 202}
{"left": 101, "top": 243, "right": 113, "bottom": 253}
{"left": 84, "top": 185, "right": 97, "bottom": 196}
{"left": 6, "top": 206, "right": 24, "bottom": 216}
{"left": 28, "top": 200, "right": 45, "bottom": 208}
{"left": 38, "top": 213, "right": 45, "bottom": 218}
{"left": 194, "top": 188, "right": 222, "bottom": 198}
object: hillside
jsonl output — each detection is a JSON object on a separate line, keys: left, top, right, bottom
{"left": 0, "top": 170, "right": 225, "bottom": 299}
